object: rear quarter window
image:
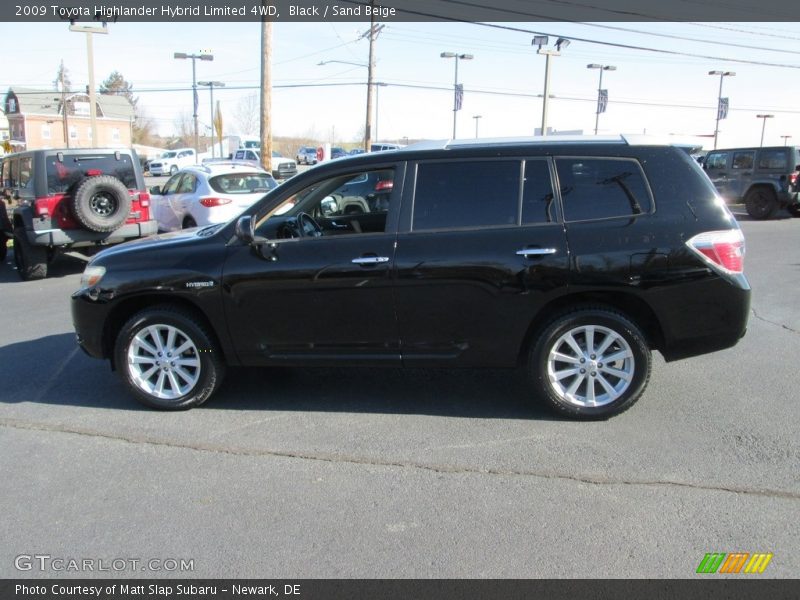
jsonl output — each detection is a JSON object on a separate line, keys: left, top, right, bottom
{"left": 556, "top": 157, "right": 652, "bottom": 222}
{"left": 756, "top": 149, "right": 788, "bottom": 170}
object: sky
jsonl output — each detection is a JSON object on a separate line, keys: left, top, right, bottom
{"left": 2, "top": 20, "right": 800, "bottom": 149}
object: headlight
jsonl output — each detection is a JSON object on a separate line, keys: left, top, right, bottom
{"left": 80, "top": 265, "right": 106, "bottom": 288}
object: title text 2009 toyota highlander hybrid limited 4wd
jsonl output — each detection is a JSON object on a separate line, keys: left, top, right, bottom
{"left": 72, "top": 136, "right": 750, "bottom": 419}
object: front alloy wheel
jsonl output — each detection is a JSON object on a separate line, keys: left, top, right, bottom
{"left": 530, "top": 307, "right": 651, "bottom": 419}
{"left": 115, "top": 306, "right": 225, "bottom": 409}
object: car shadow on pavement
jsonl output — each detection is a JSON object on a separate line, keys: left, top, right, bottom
{"left": 0, "top": 334, "right": 559, "bottom": 420}
{"left": 0, "top": 249, "right": 86, "bottom": 282}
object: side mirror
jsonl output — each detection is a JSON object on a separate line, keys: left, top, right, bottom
{"left": 235, "top": 215, "right": 255, "bottom": 245}
{"left": 150, "top": 185, "right": 161, "bottom": 195}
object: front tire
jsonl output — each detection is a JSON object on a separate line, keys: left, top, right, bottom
{"left": 788, "top": 203, "right": 800, "bottom": 218}
{"left": 114, "top": 306, "right": 226, "bottom": 410}
{"left": 529, "top": 307, "right": 651, "bottom": 419}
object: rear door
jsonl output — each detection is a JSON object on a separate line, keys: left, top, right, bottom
{"left": 393, "top": 157, "right": 569, "bottom": 367}
{"left": 703, "top": 151, "right": 731, "bottom": 199}
{"left": 729, "top": 150, "right": 755, "bottom": 200}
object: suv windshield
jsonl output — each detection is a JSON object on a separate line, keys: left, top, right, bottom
{"left": 209, "top": 173, "right": 277, "bottom": 194}
{"left": 46, "top": 154, "right": 137, "bottom": 194}
{"left": 162, "top": 152, "right": 176, "bottom": 158}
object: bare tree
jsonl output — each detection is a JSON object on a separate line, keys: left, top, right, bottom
{"left": 53, "top": 60, "right": 72, "bottom": 92}
{"left": 233, "top": 93, "right": 259, "bottom": 135}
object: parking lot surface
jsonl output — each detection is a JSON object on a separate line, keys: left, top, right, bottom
{"left": 0, "top": 210, "right": 798, "bottom": 578}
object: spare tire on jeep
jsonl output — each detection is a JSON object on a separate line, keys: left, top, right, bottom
{"left": 71, "top": 175, "right": 132, "bottom": 233}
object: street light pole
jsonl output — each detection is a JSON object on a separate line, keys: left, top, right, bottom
{"left": 473, "top": 115, "right": 481, "bottom": 138}
{"left": 756, "top": 114, "right": 774, "bottom": 147}
{"left": 781, "top": 135, "right": 792, "bottom": 146}
{"left": 709, "top": 70, "right": 735, "bottom": 150}
{"left": 440, "top": 52, "right": 474, "bottom": 138}
{"left": 174, "top": 51, "right": 214, "bottom": 154}
{"left": 587, "top": 63, "right": 616, "bottom": 135}
{"left": 199, "top": 81, "right": 224, "bottom": 157}
{"left": 69, "top": 22, "right": 108, "bottom": 146}
{"left": 533, "top": 37, "right": 569, "bottom": 137}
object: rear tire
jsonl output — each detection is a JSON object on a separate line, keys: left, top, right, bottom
{"left": 114, "top": 306, "right": 225, "bottom": 410}
{"left": 788, "top": 204, "right": 800, "bottom": 218}
{"left": 744, "top": 188, "right": 778, "bottom": 220}
{"left": 529, "top": 307, "right": 651, "bottom": 419}
{"left": 170, "top": 165, "right": 178, "bottom": 176}
{"left": 13, "top": 227, "right": 47, "bottom": 280}
{"left": 182, "top": 216, "right": 197, "bottom": 229}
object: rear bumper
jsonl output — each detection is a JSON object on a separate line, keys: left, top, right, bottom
{"left": 28, "top": 220, "right": 159, "bottom": 247}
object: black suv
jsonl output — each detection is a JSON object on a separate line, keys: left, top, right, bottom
{"left": 1, "top": 148, "right": 157, "bottom": 280}
{"left": 71, "top": 137, "right": 750, "bottom": 419}
{"left": 702, "top": 145, "right": 800, "bottom": 219}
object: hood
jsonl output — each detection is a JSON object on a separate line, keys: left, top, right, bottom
{"left": 91, "top": 227, "right": 211, "bottom": 263}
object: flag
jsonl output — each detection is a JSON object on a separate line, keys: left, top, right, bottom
{"left": 718, "top": 97, "right": 729, "bottom": 120}
{"left": 214, "top": 100, "right": 223, "bottom": 141}
{"left": 597, "top": 89, "right": 608, "bottom": 114}
{"left": 455, "top": 84, "right": 464, "bottom": 111}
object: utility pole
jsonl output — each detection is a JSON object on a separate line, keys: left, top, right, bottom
{"left": 260, "top": 17, "right": 273, "bottom": 172}
{"left": 60, "top": 69, "right": 69, "bottom": 148}
{"left": 69, "top": 21, "right": 108, "bottom": 146}
{"left": 362, "top": 13, "right": 383, "bottom": 152}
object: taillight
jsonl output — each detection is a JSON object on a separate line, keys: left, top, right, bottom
{"left": 200, "top": 197, "right": 232, "bottom": 207}
{"left": 686, "top": 229, "right": 745, "bottom": 275}
{"left": 136, "top": 191, "right": 150, "bottom": 207}
{"left": 86, "top": 169, "right": 103, "bottom": 176}
{"left": 35, "top": 199, "right": 50, "bottom": 217}
{"left": 790, "top": 171, "right": 798, "bottom": 187}
{"left": 375, "top": 180, "right": 393, "bottom": 192}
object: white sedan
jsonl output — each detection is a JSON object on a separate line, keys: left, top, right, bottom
{"left": 150, "top": 163, "right": 278, "bottom": 231}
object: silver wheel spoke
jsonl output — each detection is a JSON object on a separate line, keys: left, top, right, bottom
{"left": 594, "top": 333, "right": 615, "bottom": 357}
{"left": 165, "top": 328, "right": 177, "bottom": 354}
{"left": 174, "top": 366, "right": 195, "bottom": 385}
{"left": 602, "top": 349, "right": 632, "bottom": 364}
{"left": 130, "top": 355, "right": 156, "bottom": 365}
{"left": 600, "top": 365, "right": 632, "bottom": 381}
{"left": 148, "top": 326, "right": 166, "bottom": 355}
{"left": 173, "top": 340, "right": 195, "bottom": 355}
{"left": 133, "top": 337, "right": 158, "bottom": 357}
{"left": 175, "top": 357, "right": 200, "bottom": 368}
{"left": 585, "top": 326, "right": 595, "bottom": 355}
{"left": 596, "top": 373, "right": 618, "bottom": 398}
{"left": 551, "top": 351, "right": 580, "bottom": 365}
{"left": 564, "top": 333, "right": 584, "bottom": 358}
{"left": 586, "top": 378, "right": 597, "bottom": 405}
{"left": 565, "top": 374, "right": 584, "bottom": 397}
{"left": 155, "top": 370, "right": 167, "bottom": 395}
{"left": 139, "top": 365, "right": 158, "bottom": 381}
{"left": 554, "top": 367, "right": 581, "bottom": 381}
{"left": 166, "top": 370, "right": 182, "bottom": 394}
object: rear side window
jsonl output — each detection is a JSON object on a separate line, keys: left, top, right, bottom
{"left": 210, "top": 173, "right": 277, "bottom": 194}
{"left": 732, "top": 152, "right": 754, "bottom": 169}
{"left": 757, "top": 149, "right": 788, "bottom": 170}
{"left": 705, "top": 152, "right": 727, "bottom": 170}
{"left": 556, "top": 158, "right": 652, "bottom": 222}
{"left": 46, "top": 154, "right": 137, "bottom": 194}
{"left": 413, "top": 160, "right": 519, "bottom": 230}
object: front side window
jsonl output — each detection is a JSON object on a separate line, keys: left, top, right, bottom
{"left": 257, "top": 168, "right": 395, "bottom": 237}
{"left": 160, "top": 174, "right": 182, "bottom": 195}
{"left": 556, "top": 158, "right": 652, "bottom": 222}
{"left": 705, "top": 152, "right": 728, "bottom": 170}
{"left": 176, "top": 174, "right": 196, "bottom": 194}
{"left": 412, "top": 160, "right": 519, "bottom": 231}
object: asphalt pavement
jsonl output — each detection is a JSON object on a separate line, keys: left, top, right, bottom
{"left": 0, "top": 209, "right": 798, "bottom": 578}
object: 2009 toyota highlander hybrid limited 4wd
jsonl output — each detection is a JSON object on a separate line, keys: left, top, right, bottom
{"left": 71, "top": 136, "right": 750, "bottom": 419}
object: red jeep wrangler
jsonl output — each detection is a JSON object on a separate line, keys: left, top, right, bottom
{"left": 0, "top": 148, "right": 157, "bottom": 280}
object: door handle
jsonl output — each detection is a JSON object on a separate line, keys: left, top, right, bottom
{"left": 516, "top": 248, "right": 557, "bottom": 257}
{"left": 352, "top": 256, "right": 390, "bottom": 265}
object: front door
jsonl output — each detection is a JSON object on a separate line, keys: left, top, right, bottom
{"left": 222, "top": 163, "right": 404, "bottom": 366}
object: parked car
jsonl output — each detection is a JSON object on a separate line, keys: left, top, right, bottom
{"left": 72, "top": 136, "right": 750, "bottom": 419}
{"left": 703, "top": 146, "right": 800, "bottom": 219}
{"left": 296, "top": 146, "right": 318, "bottom": 165}
{"left": 1, "top": 148, "right": 156, "bottom": 280}
{"left": 331, "top": 147, "right": 347, "bottom": 159}
{"left": 148, "top": 148, "right": 197, "bottom": 177}
{"left": 371, "top": 143, "right": 403, "bottom": 152}
{"left": 348, "top": 148, "right": 366, "bottom": 156}
{"left": 149, "top": 163, "right": 278, "bottom": 232}
{"left": 232, "top": 148, "right": 298, "bottom": 180}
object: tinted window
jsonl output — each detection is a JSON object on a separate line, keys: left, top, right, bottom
{"left": 413, "top": 160, "right": 519, "bottom": 231}
{"left": 522, "top": 159, "right": 557, "bottom": 224}
{"left": 46, "top": 154, "right": 137, "bottom": 194}
{"left": 757, "top": 149, "right": 788, "bottom": 170}
{"left": 210, "top": 173, "right": 277, "bottom": 194}
{"left": 705, "top": 152, "right": 727, "bottom": 170}
{"left": 556, "top": 158, "right": 652, "bottom": 222}
{"left": 732, "top": 152, "right": 754, "bottom": 169}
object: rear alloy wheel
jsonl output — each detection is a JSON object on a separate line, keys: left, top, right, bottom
{"left": 530, "top": 308, "right": 651, "bottom": 419}
{"left": 115, "top": 306, "right": 225, "bottom": 410}
{"left": 13, "top": 227, "right": 48, "bottom": 280}
{"left": 744, "top": 188, "right": 778, "bottom": 220}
